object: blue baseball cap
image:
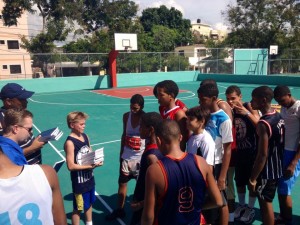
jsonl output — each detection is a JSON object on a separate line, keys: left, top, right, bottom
{"left": 0, "top": 83, "right": 34, "bottom": 100}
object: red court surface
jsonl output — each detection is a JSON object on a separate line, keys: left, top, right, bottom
{"left": 93, "top": 86, "right": 188, "bottom": 98}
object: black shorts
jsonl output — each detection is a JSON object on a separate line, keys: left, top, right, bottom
{"left": 235, "top": 161, "right": 253, "bottom": 187}
{"left": 256, "top": 178, "right": 278, "bottom": 202}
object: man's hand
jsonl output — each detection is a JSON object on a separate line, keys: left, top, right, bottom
{"left": 284, "top": 164, "right": 295, "bottom": 179}
{"left": 31, "top": 135, "right": 46, "bottom": 150}
{"left": 131, "top": 201, "right": 143, "bottom": 211}
{"left": 217, "top": 177, "right": 226, "bottom": 190}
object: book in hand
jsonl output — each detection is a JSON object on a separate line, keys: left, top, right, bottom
{"left": 39, "top": 127, "right": 63, "bottom": 142}
{"left": 78, "top": 148, "right": 104, "bottom": 166}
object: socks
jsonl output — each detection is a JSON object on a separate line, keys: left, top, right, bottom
{"left": 248, "top": 196, "right": 256, "bottom": 208}
{"left": 238, "top": 193, "right": 246, "bottom": 206}
{"left": 86, "top": 221, "right": 93, "bottom": 225}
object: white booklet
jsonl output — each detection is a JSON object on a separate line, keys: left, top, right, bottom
{"left": 39, "top": 127, "right": 63, "bottom": 142}
{"left": 79, "top": 148, "right": 104, "bottom": 165}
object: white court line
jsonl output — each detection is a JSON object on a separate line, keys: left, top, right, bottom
{"left": 30, "top": 91, "right": 197, "bottom": 106}
{"left": 90, "top": 139, "right": 121, "bottom": 147}
{"left": 33, "top": 124, "right": 126, "bottom": 225}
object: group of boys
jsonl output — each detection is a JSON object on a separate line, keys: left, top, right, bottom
{"left": 107, "top": 80, "right": 299, "bottom": 225}
{"left": 0, "top": 80, "right": 299, "bottom": 225}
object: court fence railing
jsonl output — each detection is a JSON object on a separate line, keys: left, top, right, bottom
{"left": 1, "top": 49, "right": 300, "bottom": 80}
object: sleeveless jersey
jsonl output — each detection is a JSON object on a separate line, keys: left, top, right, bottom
{"left": 0, "top": 165, "right": 54, "bottom": 224}
{"left": 133, "top": 143, "right": 163, "bottom": 202}
{"left": 66, "top": 133, "right": 95, "bottom": 194}
{"left": 122, "top": 112, "right": 145, "bottom": 160}
{"left": 159, "top": 106, "right": 181, "bottom": 120}
{"left": 156, "top": 153, "right": 206, "bottom": 225}
{"left": 233, "top": 102, "right": 257, "bottom": 162}
{"left": 259, "top": 110, "right": 284, "bottom": 179}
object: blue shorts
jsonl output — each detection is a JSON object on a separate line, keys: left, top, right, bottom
{"left": 73, "top": 187, "right": 96, "bottom": 211}
{"left": 278, "top": 150, "right": 300, "bottom": 195}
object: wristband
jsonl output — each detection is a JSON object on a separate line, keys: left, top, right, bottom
{"left": 245, "top": 111, "right": 250, "bottom": 116}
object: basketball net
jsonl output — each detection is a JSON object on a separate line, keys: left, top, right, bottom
{"left": 124, "top": 46, "right": 132, "bottom": 53}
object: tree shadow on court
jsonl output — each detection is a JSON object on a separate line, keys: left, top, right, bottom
{"left": 63, "top": 193, "right": 73, "bottom": 201}
{"left": 94, "top": 75, "right": 108, "bottom": 90}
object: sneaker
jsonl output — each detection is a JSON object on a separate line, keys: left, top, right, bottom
{"left": 240, "top": 207, "right": 255, "bottom": 224}
{"left": 234, "top": 204, "right": 247, "bottom": 220}
{"left": 105, "top": 208, "right": 126, "bottom": 221}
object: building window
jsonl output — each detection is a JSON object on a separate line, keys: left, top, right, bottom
{"left": 0, "top": 40, "right": 5, "bottom": 45}
{"left": 179, "top": 50, "right": 184, "bottom": 56}
{"left": 197, "top": 49, "right": 206, "bottom": 57}
{"left": 2, "top": 65, "right": 8, "bottom": 70}
{"left": 7, "top": 40, "right": 19, "bottom": 49}
{"left": 10, "top": 65, "right": 22, "bottom": 74}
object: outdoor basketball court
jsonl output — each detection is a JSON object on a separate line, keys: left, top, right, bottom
{"left": 28, "top": 81, "right": 300, "bottom": 225}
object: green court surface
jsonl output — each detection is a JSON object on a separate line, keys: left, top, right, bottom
{"left": 28, "top": 81, "right": 300, "bottom": 225}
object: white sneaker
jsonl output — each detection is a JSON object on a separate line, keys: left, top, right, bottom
{"left": 234, "top": 204, "right": 247, "bottom": 220}
{"left": 240, "top": 207, "right": 255, "bottom": 224}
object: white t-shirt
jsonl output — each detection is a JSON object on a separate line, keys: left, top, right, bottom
{"left": 280, "top": 100, "right": 300, "bottom": 151}
{"left": 205, "top": 109, "right": 233, "bottom": 164}
{"left": 187, "top": 129, "right": 215, "bottom": 166}
{"left": 0, "top": 165, "right": 53, "bottom": 225}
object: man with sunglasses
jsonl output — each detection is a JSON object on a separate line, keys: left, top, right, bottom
{"left": 0, "top": 109, "right": 34, "bottom": 165}
{"left": 0, "top": 83, "right": 45, "bottom": 164}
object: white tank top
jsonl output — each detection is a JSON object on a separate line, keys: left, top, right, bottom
{"left": 122, "top": 112, "right": 145, "bottom": 160}
{"left": 0, "top": 165, "right": 54, "bottom": 225}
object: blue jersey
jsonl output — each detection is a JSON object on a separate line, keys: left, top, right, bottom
{"left": 156, "top": 153, "right": 206, "bottom": 225}
{"left": 130, "top": 143, "right": 163, "bottom": 225}
{"left": 133, "top": 143, "right": 163, "bottom": 202}
{"left": 66, "top": 133, "right": 95, "bottom": 194}
{"left": 259, "top": 110, "right": 284, "bottom": 179}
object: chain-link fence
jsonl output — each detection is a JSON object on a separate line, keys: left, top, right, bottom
{"left": 1, "top": 49, "right": 300, "bottom": 79}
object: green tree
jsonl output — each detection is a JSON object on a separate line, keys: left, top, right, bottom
{"left": 223, "top": 0, "right": 300, "bottom": 49}
{"left": 143, "top": 25, "right": 179, "bottom": 52}
{"left": 140, "top": 5, "right": 193, "bottom": 47}
{"left": 79, "top": 0, "right": 138, "bottom": 33}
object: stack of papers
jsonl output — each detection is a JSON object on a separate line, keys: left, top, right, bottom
{"left": 39, "top": 127, "right": 63, "bottom": 142}
{"left": 79, "top": 148, "right": 104, "bottom": 165}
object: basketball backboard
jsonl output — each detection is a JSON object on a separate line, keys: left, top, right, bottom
{"left": 269, "top": 45, "right": 278, "bottom": 55}
{"left": 114, "top": 33, "right": 138, "bottom": 51}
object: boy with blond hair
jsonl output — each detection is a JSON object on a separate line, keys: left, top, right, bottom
{"left": 64, "top": 111, "right": 102, "bottom": 225}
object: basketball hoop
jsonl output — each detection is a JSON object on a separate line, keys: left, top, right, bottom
{"left": 124, "top": 46, "right": 132, "bottom": 53}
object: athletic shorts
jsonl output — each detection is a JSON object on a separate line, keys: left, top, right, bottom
{"left": 118, "top": 158, "right": 140, "bottom": 183}
{"left": 278, "top": 150, "right": 300, "bottom": 195}
{"left": 227, "top": 167, "right": 235, "bottom": 200}
{"left": 235, "top": 160, "right": 253, "bottom": 187}
{"left": 73, "top": 187, "right": 96, "bottom": 211}
{"left": 256, "top": 178, "right": 278, "bottom": 202}
{"left": 202, "top": 163, "right": 228, "bottom": 225}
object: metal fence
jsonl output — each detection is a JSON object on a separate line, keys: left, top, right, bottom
{"left": 1, "top": 49, "right": 300, "bottom": 79}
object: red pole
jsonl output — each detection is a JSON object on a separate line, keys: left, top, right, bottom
{"left": 108, "top": 49, "right": 119, "bottom": 88}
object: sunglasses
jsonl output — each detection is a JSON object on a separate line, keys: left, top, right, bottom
{"left": 17, "top": 125, "right": 33, "bottom": 133}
